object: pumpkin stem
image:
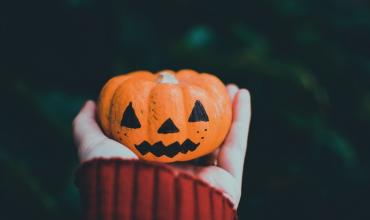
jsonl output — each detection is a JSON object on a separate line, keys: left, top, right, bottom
{"left": 157, "top": 71, "right": 178, "bottom": 84}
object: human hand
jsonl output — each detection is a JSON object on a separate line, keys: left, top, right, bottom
{"left": 72, "top": 85, "right": 251, "bottom": 208}
{"left": 170, "top": 85, "right": 251, "bottom": 208}
{"left": 72, "top": 101, "right": 138, "bottom": 162}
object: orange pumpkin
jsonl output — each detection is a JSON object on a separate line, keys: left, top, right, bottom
{"left": 97, "top": 69, "right": 232, "bottom": 163}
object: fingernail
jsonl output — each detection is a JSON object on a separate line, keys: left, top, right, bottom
{"left": 227, "top": 83, "right": 238, "bottom": 89}
{"left": 239, "top": 89, "right": 250, "bottom": 96}
{"left": 238, "top": 89, "right": 250, "bottom": 101}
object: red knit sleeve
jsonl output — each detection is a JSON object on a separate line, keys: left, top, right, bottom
{"left": 75, "top": 159, "right": 237, "bottom": 220}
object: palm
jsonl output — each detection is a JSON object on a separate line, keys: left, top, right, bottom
{"left": 73, "top": 84, "right": 251, "bottom": 208}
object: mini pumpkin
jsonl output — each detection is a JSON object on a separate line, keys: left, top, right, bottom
{"left": 97, "top": 69, "right": 232, "bottom": 163}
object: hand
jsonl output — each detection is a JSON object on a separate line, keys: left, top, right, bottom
{"left": 72, "top": 85, "right": 251, "bottom": 208}
{"left": 171, "top": 85, "right": 251, "bottom": 207}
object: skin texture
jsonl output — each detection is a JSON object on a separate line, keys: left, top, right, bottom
{"left": 73, "top": 84, "right": 251, "bottom": 208}
{"left": 97, "top": 70, "right": 232, "bottom": 162}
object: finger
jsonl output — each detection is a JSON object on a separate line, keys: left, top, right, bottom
{"left": 72, "top": 100, "right": 106, "bottom": 147}
{"left": 232, "top": 89, "right": 251, "bottom": 124}
{"left": 218, "top": 89, "right": 251, "bottom": 183}
{"left": 227, "top": 84, "right": 239, "bottom": 102}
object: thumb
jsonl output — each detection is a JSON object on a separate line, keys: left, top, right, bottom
{"left": 72, "top": 100, "right": 106, "bottom": 148}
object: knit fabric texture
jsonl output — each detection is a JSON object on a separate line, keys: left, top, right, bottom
{"left": 75, "top": 158, "right": 236, "bottom": 220}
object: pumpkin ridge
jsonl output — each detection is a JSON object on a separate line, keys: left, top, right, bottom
{"left": 179, "top": 84, "right": 191, "bottom": 161}
{"left": 199, "top": 73, "right": 232, "bottom": 150}
{"left": 109, "top": 80, "right": 122, "bottom": 138}
{"left": 109, "top": 72, "right": 155, "bottom": 141}
{"left": 98, "top": 74, "right": 129, "bottom": 137}
{"left": 147, "top": 85, "right": 157, "bottom": 145}
{"left": 103, "top": 72, "right": 138, "bottom": 136}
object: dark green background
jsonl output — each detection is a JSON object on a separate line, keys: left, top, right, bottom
{"left": 1, "top": 0, "right": 370, "bottom": 219}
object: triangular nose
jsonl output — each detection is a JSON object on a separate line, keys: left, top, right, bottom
{"left": 158, "top": 118, "right": 179, "bottom": 134}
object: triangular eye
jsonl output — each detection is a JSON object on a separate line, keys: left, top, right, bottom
{"left": 188, "top": 100, "right": 209, "bottom": 122}
{"left": 121, "top": 102, "right": 141, "bottom": 128}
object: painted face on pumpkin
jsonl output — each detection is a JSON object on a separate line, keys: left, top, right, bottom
{"left": 97, "top": 70, "right": 232, "bottom": 163}
{"left": 120, "top": 100, "right": 209, "bottom": 158}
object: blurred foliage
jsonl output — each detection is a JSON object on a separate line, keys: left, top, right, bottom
{"left": 1, "top": 0, "right": 370, "bottom": 219}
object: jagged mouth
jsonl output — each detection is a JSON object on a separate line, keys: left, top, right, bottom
{"left": 135, "top": 139, "right": 200, "bottom": 158}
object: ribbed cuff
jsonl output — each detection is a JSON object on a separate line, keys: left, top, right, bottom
{"left": 75, "top": 158, "right": 236, "bottom": 220}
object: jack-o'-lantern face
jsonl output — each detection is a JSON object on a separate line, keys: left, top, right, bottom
{"left": 121, "top": 100, "right": 209, "bottom": 158}
{"left": 97, "top": 69, "right": 232, "bottom": 163}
